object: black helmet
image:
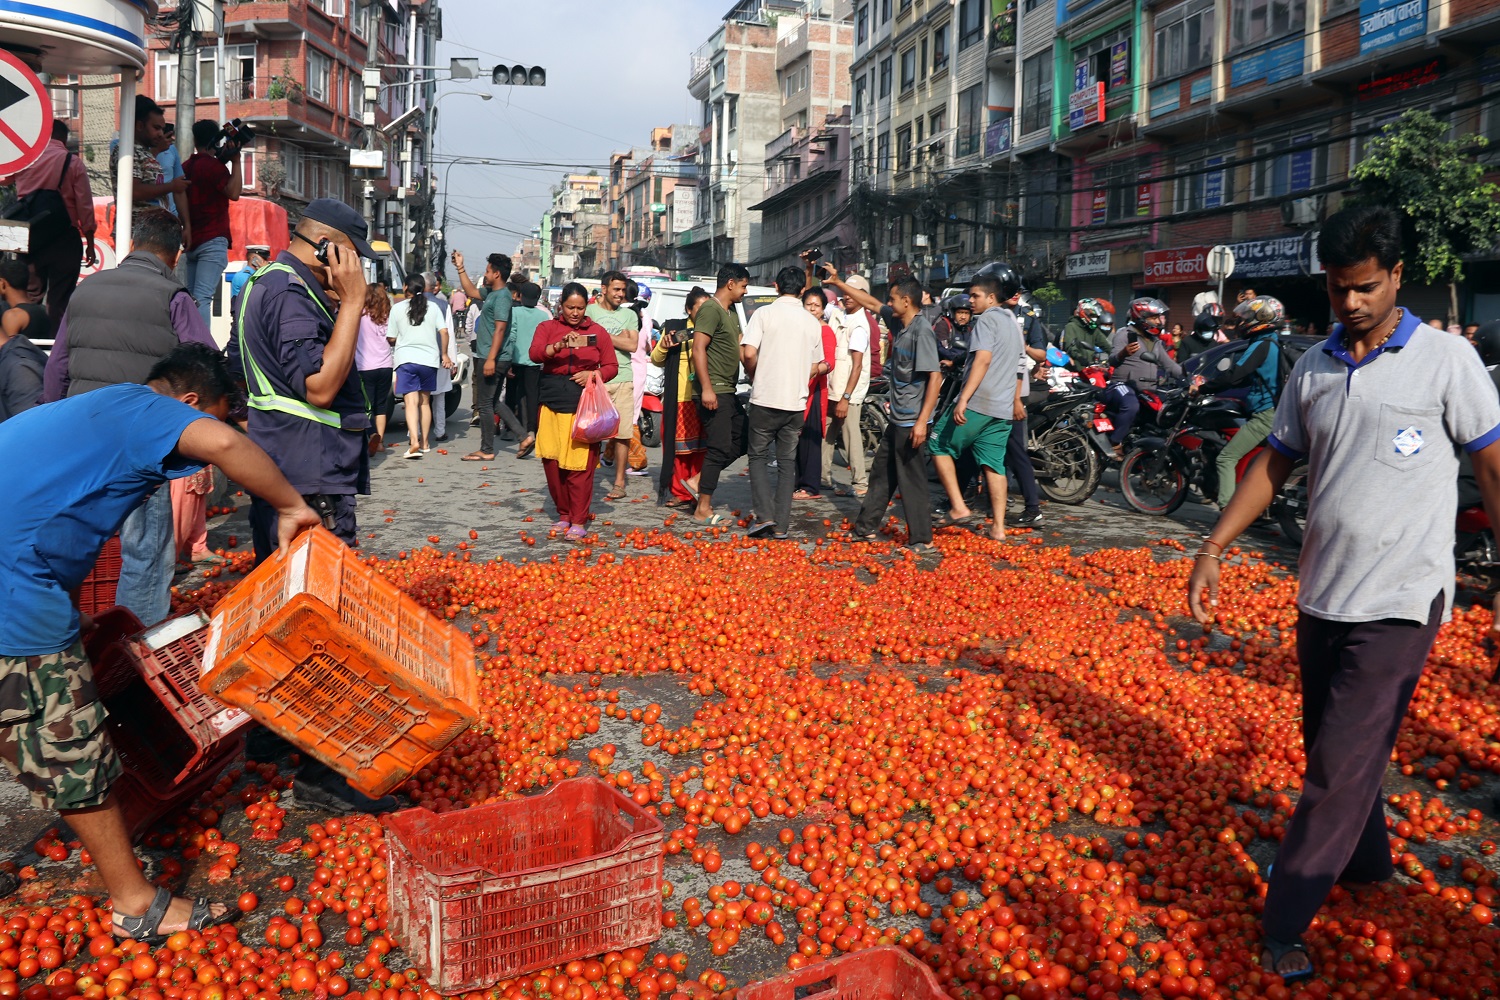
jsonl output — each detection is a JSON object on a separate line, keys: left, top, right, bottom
{"left": 1475, "top": 321, "right": 1500, "bottom": 369}
{"left": 974, "top": 261, "right": 1024, "bottom": 300}
{"left": 942, "top": 293, "right": 972, "bottom": 316}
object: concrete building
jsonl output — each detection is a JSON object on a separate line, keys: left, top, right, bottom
{"left": 679, "top": 0, "right": 804, "bottom": 275}
{"left": 544, "top": 173, "right": 608, "bottom": 285}
{"left": 617, "top": 126, "right": 700, "bottom": 273}
{"left": 513, "top": 232, "right": 543, "bottom": 281}
{"left": 749, "top": 2, "right": 858, "bottom": 278}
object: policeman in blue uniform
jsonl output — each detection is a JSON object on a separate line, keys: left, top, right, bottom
{"left": 229, "top": 200, "right": 374, "bottom": 564}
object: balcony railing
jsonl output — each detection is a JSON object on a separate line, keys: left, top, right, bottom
{"left": 990, "top": 2, "right": 1017, "bottom": 50}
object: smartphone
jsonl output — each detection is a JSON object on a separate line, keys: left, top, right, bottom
{"left": 807, "top": 248, "right": 823, "bottom": 263}
{"left": 819, "top": 262, "right": 836, "bottom": 280}
{"left": 313, "top": 238, "right": 332, "bottom": 265}
{"left": 1128, "top": 328, "right": 1139, "bottom": 345}
{"left": 585, "top": 334, "right": 598, "bottom": 346}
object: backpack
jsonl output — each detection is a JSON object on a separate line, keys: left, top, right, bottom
{"left": 2, "top": 153, "right": 74, "bottom": 245}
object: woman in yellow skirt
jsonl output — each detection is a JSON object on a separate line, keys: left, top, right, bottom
{"left": 529, "top": 283, "right": 617, "bottom": 540}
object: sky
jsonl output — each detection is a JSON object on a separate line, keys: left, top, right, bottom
{"left": 433, "top": 0, "right": 731, "bottom": 267}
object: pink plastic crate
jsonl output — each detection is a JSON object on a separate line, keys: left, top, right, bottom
{"left": 385, "top": 778, "right": 664, "bottom": 992}
{"left": 738, "top": 948, "right": 948, "bottom": 1000}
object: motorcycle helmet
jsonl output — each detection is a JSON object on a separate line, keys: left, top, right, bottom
{"left": 635, "top": 283, "right": 653, "bottom": 304}
{"left": 1193, "top": 302, "right": 1224, "bottom": 338}
{"left": 1099, "top": 311, "right": 1115, "bottom": 332}
{"left": 1016, "top": 292, "right": 1042, "bottom": 321}
{"left": 1075, "top": 298, "right": 1105, "bottom": 328}
{"left": 943, "top": 293, "right": 972, "bottom": 317}
{"left": 1128, "top": 297, "right": 1169, "bottom": 332}
{"left": 1234, "top": 295, "right": 1285, "bottom": 337}
{"left": 974, "top": 261, "right": 1025, "bottom": 300}
{"left": 1473, "top": 321, "right": 1500, "bottom": 370}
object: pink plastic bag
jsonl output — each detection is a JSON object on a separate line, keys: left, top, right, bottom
{"left": 572, "top": 373, "right": 620, "bottom": 443}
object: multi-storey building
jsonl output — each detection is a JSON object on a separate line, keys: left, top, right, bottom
{"left": 1033, "top": 0, "right": 1500, "bottom": 324}
{"left": 140, "top": 0, "right": 435, "bottom": 265}
{"left": 750, "top": 2, "right": 858, "bottom": 277}
{"left": 544, "top": 173, "right": 609, "bottom": 285}
{"left": 617, "top": 127, "right": 700, "bottom": 273}
{"left": 680, "top": 0, "right": 803, "bottom": 275}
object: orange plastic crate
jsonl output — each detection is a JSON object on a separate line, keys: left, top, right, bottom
{"left": 202, "top": 527, "right": 477, "bottom": 797}
{"left": 74, "top": 536, "right": 122, "bottom": 617}
{"left": 384, "top": 778, "right": 664, "bottom": 993}
{"left": 738, "top": 948, "right": 947, "bottom": 1000}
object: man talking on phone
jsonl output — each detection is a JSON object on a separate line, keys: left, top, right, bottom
{"left": 229, "top": 199, "right": 374, "bottom": 565}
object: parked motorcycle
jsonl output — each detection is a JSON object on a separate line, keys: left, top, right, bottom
{"left": 1457, "top": 504, "right": 1496, "bottom": 572}
{"left": 1025, "top": 386, "right": 1106, "bottom": 504}
{"left": 1119, "top": 385, "right": 1306, "bottom": 543}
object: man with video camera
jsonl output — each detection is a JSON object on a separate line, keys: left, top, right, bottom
{"left": 181, "top": 120, "right": 246, "bottom": 325}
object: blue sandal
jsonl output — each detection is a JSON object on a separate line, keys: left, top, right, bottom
{"left": 1261, "top": 935, "right": 1314, "bottom": 982}
{"left": 112, "top": 886, "right": 236, "bottom": 944}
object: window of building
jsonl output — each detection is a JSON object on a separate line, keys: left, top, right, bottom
{"left": 307, "top": 50, "right": 332, "bottom": 104}
{"left": 919, "top": 38, "right": 928, "bottom": 80}
{"left": 783, "top": 63, "right": 810, "bottom": 100}
{"left": 713, "top": 60, "right": 726, "bottom": 85}
{"left": 1020, "top": 52, "right": 1052, "bottom": 134}
{"left": 854, "top": 75, "right": 868, "bottom": 113}
{"left": 240, "top": 149, "right": 255, "bottom": 190}
{"left": 1232, "top": 0, "right": 1306, "bottom": 50}
{"left": 928, "top": 107, "right": 948, "bottom": 164}
{"left": 349, "top": 72, "right": 361, "bottom": 117}
{"left": 877, "top": 131, "right": 890, "bottom": 172}
{"left": 958, "top": 0, "right": 984, "bottom": 50}
{"left": 1253, "top": 132, "right": 1324, "bottom": 198}
{"left": 1155, "top": 0, "right": 1214, "bottom": 79}
{"left": 280, "top": 142, "right": 304, "bottom": 196}
{"left": 728, "top": 96, "right": 739, "bottom": 132}
{"left": 1350, "top": 112, "right": 1400, "bottom": 164}
{"left": 1074, "top": 25, "right": 1131, "bottom": 99}
{"left": 1096, "top": 157, "right": 1148, "bottom": 222}
{"left": 932, "top": 23, "right": 950, "bottom": 73}
{"left": 312, "top": 0, "right": 346, "bottom": 17}
{"left": 897, "top": 125, "right": 913, "bottom": 170}
{"left": 956, "top": 83, "right": 983, "bottom": 156}
{"left": 856, "top": 5, "right": 870, "bottom": 44}
{"left": 48, "top": 75, "right": 79, "bottom": 119}
{"left": 1175, "top": 153, "right": 1232, "bottom": 211}
{"left": 353, "top": 2, "right": 373, "bottom": 38}
{"left": 1024, "top": 0, "right": 1040, "bottom": 9}
{"left": 881, "top": 0, "right": 892, "bottom": 23}
{"left": 879, "top": 56, "right": 893, "bottom": 98}
{"left": 900, "top": 47, "right": 916, "bottom": 93}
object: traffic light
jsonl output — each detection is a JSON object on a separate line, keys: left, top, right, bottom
{"left": 492, "top": 64, "right": 546, "bottom": 86}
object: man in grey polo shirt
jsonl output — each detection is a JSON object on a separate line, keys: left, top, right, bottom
{"left": 1188, "top": 205, "right": 1500, "bottom": 982}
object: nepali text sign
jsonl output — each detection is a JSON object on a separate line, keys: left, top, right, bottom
{"left": 1360, "top": 0, "right": 1426, "bottom": 54}
{"left": 1068, "top": 60, "right": 1105, "bottom": 131}
{"left": 1066, "top": 250, "right": 1111, "bottom": 278}
{"left": 1149, "top": 82, "right": 1180, "bottom": 115}
{"left": 1144, "top": 247, "right": 1210, "bottom": 285}
{"left": 1109, "top": 41, "right": 1130, "bottom": 89}
{"left": 1230, "top": 37, "right": 1304, "bottom": 88}
{"left": 1228, "top": 236, "right": 1310, "bottom": 279}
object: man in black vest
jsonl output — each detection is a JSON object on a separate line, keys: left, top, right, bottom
{"left": 42, "top": 208, "right": 221, "bottom": 629}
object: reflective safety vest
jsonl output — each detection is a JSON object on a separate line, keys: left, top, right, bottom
{"left": 235, "top": 262, "right": 351, "bottom": 428}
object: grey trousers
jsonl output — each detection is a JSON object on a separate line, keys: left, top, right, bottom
{"left": 747, "top": 404, "right": 803, "bottom": 533}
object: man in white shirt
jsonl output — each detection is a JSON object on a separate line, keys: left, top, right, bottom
{"left": 824, "top": 275, "right": 873, "bottom": 496}
{"left": 742, "top": 266, "right": 829, "bottom": 539}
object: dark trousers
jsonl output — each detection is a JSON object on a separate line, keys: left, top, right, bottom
{"left": 1262, "top": 591, "right": 1445, "bottom": 941}
{"left": 251, "top": 494, "right": 356, "bottom": 566}
{"left": 748, "top": 404, "right": 803, "bottom": 533}
{"left": 511, "top": 365, "right": 541, "bottom": 433}
{"left": 699, "top": 393, "right": 747, "bottom": 496}
{"left": 1103, "top": 383, "right": 1139, "bottom": 445}
{"left": 474, "top": 363, "right": 529, "bottom": 453}
{"left": 855, "top": 423, "right": 933, "bottom": 545}
{"left": 1005, "top": 417, "right": 1040, "bottom": 510}
{"left": 796, "top": 384, "right": 825, "bottom": 494}
{"left": 31, "top": 227, "right": 83, "bottom": 337}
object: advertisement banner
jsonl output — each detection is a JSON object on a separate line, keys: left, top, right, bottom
{"left": 1136, "top": 173, "right": 1152, "bottom": 217}
{"left": 1091, "top": 189, "right": 1108, "bottom": 225}
{"left": 1203, "top": 157, "right": 1225, "bottom": 209}
{"left": 1109, "top": 41, "right": 1130, "bottom": 89}
{"left": 1360, "top": 0, "right": 1426, "bottom": 54}
{"left": 1066, "top": 250, "right": 1111, "bottom": 278}
{"left": 1230, "top": 37, "right": 1304, "bottom": 88}
{"left": 983, "top": 118, "right": 1013, "bottom": 158}
{"left": 1228, "top": 236, "right": 1310, "bottom": 279}
{"left": 1190, "top": 75, "right": 1212, "bottom": 103}
{"left": 1289, "top": 134, "right": 1315, "bottom": 193}
{"left": 1144, "top": 247, "right": 1211, "bottom": 285}
{"left": 1068, "top": 75, "right": 1105, "bottom": 131}
{"left": 1150, "top": 82, "right": 1180, "bottom": 115}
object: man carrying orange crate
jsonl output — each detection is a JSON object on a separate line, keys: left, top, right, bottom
{"left": 0, "top": 344, "right": 321, "bottom": 941}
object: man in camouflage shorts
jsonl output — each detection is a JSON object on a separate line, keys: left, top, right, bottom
{"left": 0, "top": 344, "right": 320, "bottom": 939}
{"left": 0, "top": 641, "right": 120, "bottom": 812}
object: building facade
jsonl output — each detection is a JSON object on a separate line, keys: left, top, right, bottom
{"left": 544, "top": 173, "right": 608, "bottom": 285}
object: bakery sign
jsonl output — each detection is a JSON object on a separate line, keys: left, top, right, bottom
{"left": 1143, "top": 246, "right": 1210, "bottom": 285}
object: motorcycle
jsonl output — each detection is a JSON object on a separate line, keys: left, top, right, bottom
{"left": 1457, "top": 505, "right": 1497, "bottom": 572}
{"left": 1119, "top": 384, "right": 1307, "bottom": 543}
{"left": 1025, "top": 385, "right": 1107, "bottom": 505}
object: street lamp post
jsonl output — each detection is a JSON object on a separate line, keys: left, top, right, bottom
{"left": 425, "top": 91, "right": 492, "bottom": 275}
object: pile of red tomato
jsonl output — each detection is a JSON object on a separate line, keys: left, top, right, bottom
{"left": 119, "top": 530, "right": 1500, "bottom": 999}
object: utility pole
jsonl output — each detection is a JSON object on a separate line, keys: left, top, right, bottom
{"left": 362, "top": 0, "right": 381, "bottom": 235}
{"left": 176, "top": 2, "right": 197, "bottom": 162}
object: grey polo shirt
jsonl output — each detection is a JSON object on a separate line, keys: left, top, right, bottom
{"left": 966, "top": 307, "right": 1024, "bottom": 420}
{"left": 1268, "top": 312, "right": 1500, "bottom": 625}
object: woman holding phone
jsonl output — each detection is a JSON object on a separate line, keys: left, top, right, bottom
{"left": 651, "top": 286, "right": 711, "bottom": 508}
{"left": 530, "top": 282, "right": 617, "bottom": 540}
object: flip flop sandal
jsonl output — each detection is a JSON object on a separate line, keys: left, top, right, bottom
{"left": 792, "top": 490, "right": 820, "bottom": 501}
{"left": 604, "top": 487, "right": 628, "bottom": 501}
{"left": 851, "top": 532, "right": 878, "bottom": 542}
{"left": 940, "top": 513, "right": 975, "bottom": 528}
{"left": 1261, "top": 936, "right": 1315, "bottom": 982}
{"left": 113, "top": 887, "right": 236, "bottom": 945}
{"left": 746, "top": 521, "right": 776, "bottom": 538}
{"left": 461, "top": 453, "right": 495, "bottom": 462}
{"left": 549, "top": 520, "right": 570, "bottom": 534}
{"left": 694, "top": 513, "right": 731, "bottom": 527}
{"left": 516, "top": 439, "right": 536, "bottom": 459}
{"left": 565, "top": 525, "right": 589, "bottom": 541}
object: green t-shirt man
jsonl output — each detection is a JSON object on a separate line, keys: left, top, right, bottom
{"left": 477, "top": 287, "right": 514, "bottom": 367}
{"left": 693, "top": 296, "right": 742, "bottom": 398}
{"left": 509, "top": 305, "right": 549, "bottom": 368}
{"left": 586, "top": 301, "right": 639, "bottom": 385}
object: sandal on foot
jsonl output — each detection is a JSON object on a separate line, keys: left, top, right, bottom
{"left": 516, "top": 437, "right": 536, "bottom": 459}
{"left": 113, "top": 887, "right": 235, "bottom": 945}
{"left": 604, "top": 486, "right": 628, "bottom": 501}
{"left": 565, "top": 525, "right": 589, "bottom": 541}
{"left": 461, "top": 452, "right": 495, "bottom": 462}
{"left": 693, "top": 513, "right": 730, "bottom": 527}
{"left": 792, "top": 489, "right": 819, "bottom": 501}
{"left": 746, "top": 521, "right": 776, "bottom": 538}
{"left": 1260, "top": 936, "right": 1314, "bottom": 982}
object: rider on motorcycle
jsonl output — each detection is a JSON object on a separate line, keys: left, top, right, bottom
{"left": 1198, "top": 296, "right": 1285, "bottom": 509}
{"left": 1103, "top": 298, "right": 1181, "bottom": 460}
{"left": 933, "top": 294, "right": 974, "bottom": 365}
{"left": 1177, "top": 303, "right": 1225, "bottom": 366}
{"left": 1060, "top": 299, "right": 1113, "bottom": 368}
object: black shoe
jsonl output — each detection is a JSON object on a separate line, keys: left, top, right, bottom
{"left": 288, "top": 765, "right": 399, "bottom": 815}
{"left": 1013, "top": 509, "right": 1044, "bottom": 527}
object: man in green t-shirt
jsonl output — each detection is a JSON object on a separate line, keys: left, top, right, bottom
{"left": 451, "top": 250, "right": 533, "bottom": 460}
{"left": 586, "top": 270, "right": 640, "bottom": 500}
{"left": 691, "top": 262, "right": 751, "bottom": 525}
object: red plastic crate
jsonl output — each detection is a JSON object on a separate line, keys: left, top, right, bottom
{"left": 74, "top": 536, "right": 122, "bottom": 617}
{"left": 92, "top": 612, "right": 249, "bottom": 794}
{"left": 737, "top": 948, "right": 947, "bottom": 1000}
{"left": 85, "top": 607, "right": 143, "bottom": 700}
{"left": 202, "top": 527, "right": 477, "bottom": 796}
{"left": 115, "top": 741, "right": 240, "bottom": 842}
{"left": 384, "top": 778, "right": 664, "bottom": 993}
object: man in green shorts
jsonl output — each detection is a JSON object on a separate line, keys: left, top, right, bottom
{"left": 930, "top": 270, "right": 1025, "bottom": 541}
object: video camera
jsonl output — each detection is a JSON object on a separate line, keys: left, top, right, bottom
{"left": 212, "top": 119, "right": 256, "bottom": 163}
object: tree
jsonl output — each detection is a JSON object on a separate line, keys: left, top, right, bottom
{"left": 1349, "top": 109, "right": 1500, "bottom": 324}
